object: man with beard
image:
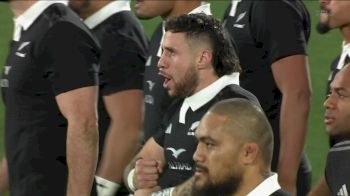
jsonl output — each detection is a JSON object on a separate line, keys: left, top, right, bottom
{"left": 310, "top": 64, "right": 350, "bottom": 196}
{"left": 222, "top": 1, "right": 312, "bottom": 195}
{"left": 124, "top": 14, "right": 259, "bottom": 193}
{"left": 134, "top": 0, "right": 211, "bottom": 142}
{"left": 308, "top": 1, "right": 350, "bottom": 195}
{"left": 135, "top": 98, "right": 290, "bottom": 196}
{"left": 0, "top": 0, "right": 100, "bottom": 195}
{"left": 68, "top": 0, "right": 148, "bottom": 195}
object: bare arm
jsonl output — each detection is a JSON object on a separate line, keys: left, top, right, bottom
{"left": 56, "top": 86, "right": 99, "bottom": 196}
{"left": 308, "top": 175, "right": 331, "bottom": 196}
{"left": 97, "top": 89, "right": 143, "bottom": 183}
{"left": 124, "top": 137, "right": 165, "bottom": 192}
{"left": 271, "top": 54, "right": 311, "bottom": 194}
{"left": 0, "top": 158, "right": 8, "bottom": 195}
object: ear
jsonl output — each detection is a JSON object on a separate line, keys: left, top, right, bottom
{"left": 197, "top": 49, "right": 213, "bottom": 70}
{"left": 241, "top": 143, "right": 259, "bottom": 165}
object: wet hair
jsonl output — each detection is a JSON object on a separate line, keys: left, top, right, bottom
{"left": 164, "top": 13, "right": 241, "bottom": 77}
{"left": 209, "top": 98, "right": 273, "bottom": 167}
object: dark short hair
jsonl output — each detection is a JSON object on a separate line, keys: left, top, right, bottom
{"left": 164, "top": 13, "right": 241, "bottom": 76}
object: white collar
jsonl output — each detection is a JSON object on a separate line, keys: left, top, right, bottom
{"left": 179, "top": 72, "right": 240, "bottom": 124}
{"left": 336, "top": 42, "right": 350, "bottom": 69}
{"left": 229, "top": 0, "right": 242, "bottom": 17}
{"left": 247, "top": 173, "right": 281, "bottom": 196}
{"left": 13, "top": 0, "right": 68, "bottom": 41}
{"left": 84, "top": 0, "right": 131, "bottom": 29}
{"left": 157, "top": 2, "right": 212, "bottom": 57}
{"left": 189, "top": 2, "right": 212, "bottom": 15}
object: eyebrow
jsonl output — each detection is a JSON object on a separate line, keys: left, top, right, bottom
{"left": 162, "top": 46, "right": 176, "bottom": 53}
{"left": 333, "top": 87, "right": 350, "bottom": 95}
{"left": 196, "top": 134, "right": 215, "bottom": 143}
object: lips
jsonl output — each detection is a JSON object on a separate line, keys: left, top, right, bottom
{"left": 324, "top": 115, "right": 335, "bottom": 125}
{"left": 194, "top": 165, "right": 208, "bottom": 177}
{"left": 159, "top": 71, "right": 172, "bottom": 88}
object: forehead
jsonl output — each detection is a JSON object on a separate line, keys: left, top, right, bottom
{"left": 332, "top": 67, "right": 350, "bottom": 88}
{"left": 162, "top": 32, "right": 188, "bottom": 47}
{"left": 196, "top": 113, "right": 231, "bottom": 139}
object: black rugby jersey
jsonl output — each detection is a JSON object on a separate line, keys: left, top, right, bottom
{"left": 1, "top": 2, "right": 99, "bottom": 195}
{"left": 84, "top": 1, "right": 148, "bottom": 158}
{"left": 325, "top": 140, "right": 350, "bottom": 196}
{"left": 153, "top": 74, "right": 259, "bottom": 188}
{"left": 223, "top": 0, "right": 311, "bottom": 172}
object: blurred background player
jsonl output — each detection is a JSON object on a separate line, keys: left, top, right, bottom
{"left": 69, "top": 0, "right": 148, "bottom": 195}
{"left": 0, "top": 0, "right": 100, "bottom": 195}
{"left": 223, "top": 1, "right": 312, "bottom": 194}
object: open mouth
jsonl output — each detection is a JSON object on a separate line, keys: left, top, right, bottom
{"left": 159, "top": 71, "right": 172, "bottom": 88}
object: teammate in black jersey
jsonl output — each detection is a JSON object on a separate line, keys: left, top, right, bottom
{"left": 309, "top": 1, "right": 350, "bottom": 195}
{"left": 145, "top": 98, "right": 291, "bottom": 196}
{"left": 124, "top": 14, "right": 259, "bottom": 193}
{"left": 223, "top": 1, "right": 312, "bottom": 194}
{"left": 69, "top": 0, "right": 148, "bottom": 195}
{"left": 310, "top": 64, "right": 350, "bottom": 196}
{"left": 0, "top": 1, "right": 100, "bottom": 195}
{"left": 134, "top": 0, "right": 212, "bottom": 142}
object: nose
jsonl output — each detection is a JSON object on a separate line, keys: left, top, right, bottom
{"left": 193, "top": 144, "right": 204, "bottom": 163}
{"left": 158, "top": 52, "right": 166, "bottom": 69}
{"left": 324, "top": 93, "right": 335, "bottom": 109}
{"left": 320, "top": 0, "right": 330, "bottom": 7}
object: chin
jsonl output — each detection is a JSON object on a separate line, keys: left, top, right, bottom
{"left": 194, "top": 176, "right": 208, "bottom": 189}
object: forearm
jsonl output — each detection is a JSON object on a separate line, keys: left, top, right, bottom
{"left": 0, "top": 158, "right": 9, "bottom": 194}
{"left": 66, "top": 122, "right": 98, "bottom": 196}
{"left": 97, "top": 122, "right": 141, "bottom": 183}
{"left": 278, "top": 91, "right": 310, "bottom": 193}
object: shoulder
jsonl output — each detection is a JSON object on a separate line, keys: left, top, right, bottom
{"left": 218, "top": 84, "right": 260, "bottom": 106}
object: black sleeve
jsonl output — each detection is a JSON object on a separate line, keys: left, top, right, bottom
{"left": 39, "top": 22, "right": 100, "bottom": 95}
{"left": 99, "top": 36, "right": 146, "bottom": 96}
{"left": 152, "top": 125, "right": 165, "bottom": 147}
{"left": 151, "top": 99, "right": 182, "bottom": 147}
{"left": 251, "top": 0, "right": 308, "bottom": 64}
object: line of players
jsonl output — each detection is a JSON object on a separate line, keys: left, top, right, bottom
{"left": 0, "top": 0, "right": 349, "bottom": 195}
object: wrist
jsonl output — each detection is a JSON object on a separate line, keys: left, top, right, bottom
{"left": 127, "top": 168, "right": 137, "bottom": 192}
{"left": 95, "top": 176, "right": 120, "bottom": 196}
{"left": 152, "top": 187, "right": 175, "bottom": 196}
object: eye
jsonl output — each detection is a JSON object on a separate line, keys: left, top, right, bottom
{"left": 337, "top": 93, "right": 347, "bottom": 99}
{"left": 205, "top": 142, "right": 214, "bottom": 149}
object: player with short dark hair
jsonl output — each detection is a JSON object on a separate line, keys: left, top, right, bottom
{"left": 134, "top": 0, "right": 212, "bottom": 142}
{"left": 139, "top": 98, "right": 291, "bottom": 196}
{"left": 309, "top": 1, "right": 350, "bottom": 195}
{"left": 124, "top": 14, "right": 259, "bottom": 194}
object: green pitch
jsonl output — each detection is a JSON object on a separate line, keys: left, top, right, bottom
{"left": 0, "top": 0, "right": 343, "bottom": 189}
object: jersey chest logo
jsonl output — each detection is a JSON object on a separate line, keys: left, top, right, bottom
{"left": 166, "top": 147, "right": 186, "bottom": 159}
{"left": 16, "top": 41, "right": 31, "bottom": 58}
{"left": 188, "top": 121, "right": 200, "bottom": 136}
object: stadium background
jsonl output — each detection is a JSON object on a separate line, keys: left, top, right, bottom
{"left": 0, "top": 0, "right": 343, "bottom": 190}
